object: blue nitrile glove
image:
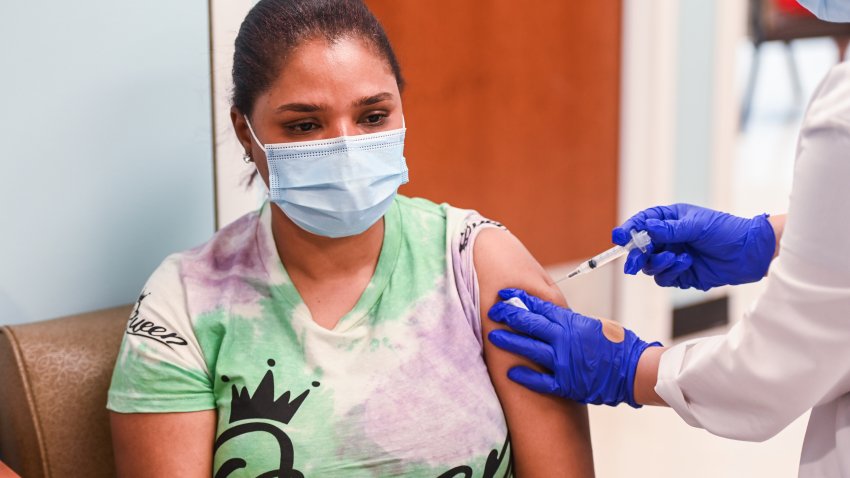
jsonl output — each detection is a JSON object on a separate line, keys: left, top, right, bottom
{"left": 613, "top": 204, "right": 776, "bottom": 291}
{"left": 487, "top": 288, "right": 661, "bottom": 408}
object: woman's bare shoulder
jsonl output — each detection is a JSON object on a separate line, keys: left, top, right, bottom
{"left": 472, "top": 228, "right": 595, "bottom": 477}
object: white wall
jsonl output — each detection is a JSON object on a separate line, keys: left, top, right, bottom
{"left": 0, "top": 1, "right": 215, "bottom": 325}
{"left": 670, "top": 0, "right": 745, "bottom": 309}
{"left": 673, "top": 1, "right": 716, "bottom": 208}
{"left": 210, "top": 0, "right": 263, "bottom": 228}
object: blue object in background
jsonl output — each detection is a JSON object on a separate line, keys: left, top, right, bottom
{"left": 798, "top": 0, "right": 850, "bottom": 22}
{"left": 0, "top": 1, "right": 215, "bottom": 324}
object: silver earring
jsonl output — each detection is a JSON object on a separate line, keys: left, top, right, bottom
{"left": 242, "top": 151, "right": 253, "bottom": 164}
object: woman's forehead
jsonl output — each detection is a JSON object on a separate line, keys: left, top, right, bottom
{"left": 263, "top": 37, "right": 398, "bottom": 105}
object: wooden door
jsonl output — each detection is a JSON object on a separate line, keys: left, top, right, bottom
{"left": 368, "top": 1, "right": 621, "bottom": 265}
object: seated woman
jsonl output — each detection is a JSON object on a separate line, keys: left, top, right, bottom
{"left": 107, "top": 0, "right": 593, "bottom": 476}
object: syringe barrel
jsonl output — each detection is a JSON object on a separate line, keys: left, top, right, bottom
{"left": 587, "top": 245, "right": 628, "bottom": 269}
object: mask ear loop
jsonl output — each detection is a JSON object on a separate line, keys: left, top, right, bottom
{"left": 243, "top": 116, "right": 266, "bottom": 163}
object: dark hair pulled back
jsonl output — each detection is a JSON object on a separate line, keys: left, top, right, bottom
{"left": 232, "top": 0, "right": 404, "bottom": 118}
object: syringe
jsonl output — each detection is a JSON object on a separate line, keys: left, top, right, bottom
{"left": 556, "top": 230, "right": 651, "bottom": 282}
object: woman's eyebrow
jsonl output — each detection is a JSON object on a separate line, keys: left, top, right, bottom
{"left": 353, "top": 92, "right": 394, "bottom": 107}
{"left": 274, "top": 102, "right": 324, "bottom": 113}
{"left": 273, "top": 94, "right": 392, "bottom": 113}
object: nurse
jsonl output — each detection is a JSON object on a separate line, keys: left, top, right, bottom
{"left": 487, "top": 7, "right": 850, "bottom": 477}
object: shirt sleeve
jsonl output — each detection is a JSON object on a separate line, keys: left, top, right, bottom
{"left": 447, "top": 208, "right": 507, "bottom": 347}
{"left": 655, "top": 62, "right": 850, "bottom": 441}
{"left": 107, "top": 255, "right": 215, "bottom": 413}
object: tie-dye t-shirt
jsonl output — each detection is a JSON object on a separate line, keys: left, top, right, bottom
{"left": 107, "top": 195, "right": 513, "bottom": 477}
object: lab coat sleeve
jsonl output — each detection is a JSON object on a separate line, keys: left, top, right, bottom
{"left": 655, "top": 62, "right": 850, "bottom": 442}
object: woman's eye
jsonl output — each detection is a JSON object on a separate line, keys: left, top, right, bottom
{"left": 287, "top": 122, "right": 319, "bottom": 133}
{"left": 363, "top": 113, "right": 386, "bottom": 125}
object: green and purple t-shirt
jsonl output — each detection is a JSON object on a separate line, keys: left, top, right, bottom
{"left": 107, "top": 195, "right": 512, "bottom": 477}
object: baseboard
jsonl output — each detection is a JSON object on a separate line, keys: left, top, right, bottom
{"left": 672, "top": 295, "right": 729, "bottom": 339}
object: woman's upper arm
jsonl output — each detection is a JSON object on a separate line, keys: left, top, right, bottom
{"left": 473, "top": 228, "right": 594, "bottom": 477}
{"left": 110, "top": 410, "right": 216, "bottom": 478}
{"left": 108, "top": 257, "right": 218, "bottom": 476}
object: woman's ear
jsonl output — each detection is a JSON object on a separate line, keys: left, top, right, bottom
{"left": 230, "top": 106, "right": 253, "bottom": 155}
{"left": 230, "top": 106, "right": 270, "bottom": 188}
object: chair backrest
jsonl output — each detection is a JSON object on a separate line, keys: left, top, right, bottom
{"left": 0, "top": 305, "right": 130, "bottom": 478}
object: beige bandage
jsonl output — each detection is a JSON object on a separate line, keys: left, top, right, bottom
{"left": 600, "top": 318, "right": 625, "bottom": 343}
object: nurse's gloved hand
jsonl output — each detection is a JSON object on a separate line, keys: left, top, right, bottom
{"left": 487, "top": 289, "right": 661, "bottom": 408}
{"left": 613, "top": 204, "right": 776, "bottom": 291}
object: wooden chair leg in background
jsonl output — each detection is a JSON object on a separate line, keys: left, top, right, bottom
{"left": 741, "top": 42, "right": 763, "bottom": 128}
{"left": 835, "top": 35, "right": 850, "bottom": 61}
{"left": 782, "top": 40, "right": 804, "bottom": 107}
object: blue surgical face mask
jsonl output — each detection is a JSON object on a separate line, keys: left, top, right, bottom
{"left": 245, "top": 117, "right": 409, "bottom": 238}
{"left": 797, "top": 0, "right": 850, "bottom": 22}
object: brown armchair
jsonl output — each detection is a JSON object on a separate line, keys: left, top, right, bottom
{"left": 0, "top": 305, "right": 130, "bottom": 478}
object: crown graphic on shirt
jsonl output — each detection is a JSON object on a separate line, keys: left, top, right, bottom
{"left": 225, "top": 359, "right": 320, "bottom": 425}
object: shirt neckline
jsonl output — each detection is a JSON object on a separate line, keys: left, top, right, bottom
{"left": 255, "top": 200, "right": 402, "bottom": 333}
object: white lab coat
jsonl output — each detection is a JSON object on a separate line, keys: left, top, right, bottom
{"left": 655, "top": 61, "right": 850, "bottom": 477}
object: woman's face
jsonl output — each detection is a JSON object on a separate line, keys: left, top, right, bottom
{"left": 232, "top": 36, "right": 404, "bottom": 188}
